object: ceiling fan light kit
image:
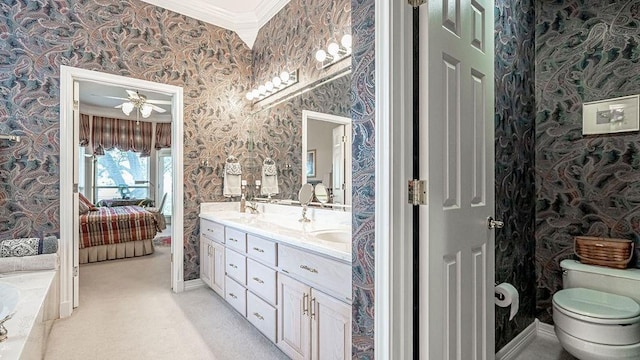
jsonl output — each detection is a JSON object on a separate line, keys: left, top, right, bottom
{"left": 110, "top": 90, "right": 171, "bottom": 120}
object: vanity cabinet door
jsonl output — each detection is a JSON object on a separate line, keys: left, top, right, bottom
{"left": 310, "top": 289, "right": 351, "bottom": 360}
{"left": 200, "top": 236, "right": 212, "bottom": 288}
{"left": 277, "top": 274, "right": 311, "bottom": 360}
{"left": 210, "top": 240, "right": 225, "bottom": 297}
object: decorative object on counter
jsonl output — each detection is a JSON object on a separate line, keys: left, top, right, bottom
{"left": 261, "top": 158, "right": 279, "bottom": 196}
{"left": 0, "top": 236, "right": 58, "bottom": 258}
{"left": 223, "top": 155, "right": 243, "bottom": 197}
{"left": 315, "top": 34, "right": 352, "bottom": 69}
{"left": 298, "top": 184, "right": 314, "bottom": 222}
{"left": 245, "top": 69, "right": 299, "bottom": 102}
{"left": 314, "top": 183, "right": 329, "bottom": 204}
{"left": 0, "top": 283, "right": 20, "bottom": 342}
{"left": 240, "top": 194, "right": 246, "bottom": 213}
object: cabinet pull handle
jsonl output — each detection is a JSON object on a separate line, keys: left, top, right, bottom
{"left": 300, "top": 265, "right": 318, "bottom": 274}
{"left": 229, "top": 264, "right": 237, "bottom": 269}
{"left": 208, "top": 244, "right": 212, "bottom": 256}
{"left": 229, "top": 293, "right": 237, "bottom": 299}
{"left": 207, "top": 228, "right": 214, "bottom": 232}
{"left": 303, "top": 293, "right": 309, "bottom": 315}
{"left": 252, "top": 247, "right": 264, "bottom": 253}
{"left": 253, "top": 312, "right": 264, "bottom": 321}
{"left": 252, "top": 277, "right": 264, "bottom": 284}
{"left": 311, "top": 297, "right": 316, "bottom": 319}
{"left": 229, "top": 237, "right": 238, "bottom": 242}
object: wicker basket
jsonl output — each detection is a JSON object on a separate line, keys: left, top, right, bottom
{"left": 574, "top": 236, "right": 634, "bottom": 269}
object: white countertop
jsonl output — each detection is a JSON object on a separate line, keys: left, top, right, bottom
{"left": 199, "top": 202, "right": 352, "bottom": 262}
{"left": 0, "top": 270, "right": 57, "bottom": 359}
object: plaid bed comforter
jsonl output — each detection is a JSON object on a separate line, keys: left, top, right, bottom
{"left": 79, "top": 206, "right": 159, "bottom": 248}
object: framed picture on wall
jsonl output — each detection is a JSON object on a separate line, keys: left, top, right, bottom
{"left": 583, "top": 95, "right": 640, "bottom": 135}
{"left": 306, "top": 149, "right": 316, "bottom": 178}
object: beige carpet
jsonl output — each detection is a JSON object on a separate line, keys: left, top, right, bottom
{"left": 45, "top": 246, "right": 288, "bottom": 360}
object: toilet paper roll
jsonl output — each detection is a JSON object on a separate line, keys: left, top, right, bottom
{"left": 495, "top": 282, "right": 519, "bottom": 321}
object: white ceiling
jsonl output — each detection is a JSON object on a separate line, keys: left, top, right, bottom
{"left": 139, "top": 0, "right": 291, "bottom": 48}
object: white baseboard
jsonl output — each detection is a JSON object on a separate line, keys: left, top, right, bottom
{"left": 496, "top": 320, "right": 539, "bottom": 360}
{"left": 184, "top": 279, "right": 205, "bottom": 291}
{"left": 537, "top": 321, "right": 556, "bottom": 339}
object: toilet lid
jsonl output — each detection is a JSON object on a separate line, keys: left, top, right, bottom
{"left": 554, "top": 288, "right": 640, "bottom": 319}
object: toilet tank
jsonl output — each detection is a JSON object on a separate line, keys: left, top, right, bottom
{"left": 561, "top": 260, "right": 640, "bottom": 302}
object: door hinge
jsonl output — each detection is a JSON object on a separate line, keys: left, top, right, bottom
{"left": 73, "top": 184, "right": 79, "bottom": 193}
{"left": 73, "top": 266, "right": 79, "bottom": 277}
{"left": 408, "top": 0, "right": 426, "bottom": 8}
{"left": 408, "top": 179, "right": 427, "bottom": 206}
{"left": 73, "top": 99, "right": 79, "bottom": 111}
{"left": 342, "top": 136, "right": 347, "bottom": 143}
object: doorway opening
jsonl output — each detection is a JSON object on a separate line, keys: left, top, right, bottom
{"left": 59, "top": 66, "right": 185, "bottom": 317}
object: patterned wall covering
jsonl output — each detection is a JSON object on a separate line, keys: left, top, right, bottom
{"left": 535, "top": 0, "right": 640, "bottom": 323}
{"left": 248, "top": 75, "right": 351, "bottom": 201}
{"left": 0, "top": 0, "right": 253, "bottom": 281}
{"left": 494, "top": 0, "right": 537, "bottom": 350}
{"left": 350, "top": 0, "right": 375, "bottom": 358}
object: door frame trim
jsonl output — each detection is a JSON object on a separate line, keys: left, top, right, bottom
{"left": 374, "top": 0, "right": 414, "bottom": 358}
{"left": 59, "top": 66, "right": 185, "bottom": 317}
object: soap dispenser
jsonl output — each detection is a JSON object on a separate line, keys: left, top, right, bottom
{"left": 240, "top": 193, "right": 246, "bottom": 213}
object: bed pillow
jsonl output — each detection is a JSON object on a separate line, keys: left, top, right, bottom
{"left": 78, "top": 199, "right": 91, "bottom": 214}
{"left": 79, "top": 193, "right": 98, "bottom": 212}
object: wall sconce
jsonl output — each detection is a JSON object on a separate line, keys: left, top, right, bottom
{"left": 315, "top": 34, "right": 352, "bottom": 69}
{"left": 246, "top": 70, "right": 299, "bottom": 102}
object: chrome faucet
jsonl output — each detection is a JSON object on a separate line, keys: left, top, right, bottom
{"left": 246, "top": 201, "right": 260, "bottom": 214}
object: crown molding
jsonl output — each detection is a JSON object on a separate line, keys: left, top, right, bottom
{"left": 80, "top": 104, "right": 172, "bottom": 123}
{"left": 138, "top": 0, "right": 291, "bottom": 48}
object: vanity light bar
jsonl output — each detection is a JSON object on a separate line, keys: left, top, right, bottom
{"left": 246, "top": 70, "right": 299, "bottom": 102}
{"left": 315, "top": 34, "right": 352, "bottom": 69}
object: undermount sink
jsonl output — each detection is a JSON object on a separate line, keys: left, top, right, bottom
{"left": 309, "top": 229, "right": 352, "bottom": 244}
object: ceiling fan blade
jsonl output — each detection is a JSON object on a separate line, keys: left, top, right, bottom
{"left": 145, "top": 99, "right": 172, "bottom": 105}
{"left": 148, "top": 104, "right": 167, "bottom": 113}
{"left": 114, "top": 104, "right": 123, "bottom": 109}
{"left": 126, "top": 89, "right": 140, "bottom": 99}
{"left": 103, "top": 95, "right": 129, "bottom": 101}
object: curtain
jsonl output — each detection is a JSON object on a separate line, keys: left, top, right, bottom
{"left": 79, "top": 114, "right": 90, "bottom": 147}
{"left": 155, "top": 123, "right": 172, "bottom": 149}
{"left": 92, "top": 116, "right": 153, "bottom": 156}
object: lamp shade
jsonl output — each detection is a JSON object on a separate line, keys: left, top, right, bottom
{"left": 140, "top": 104, "right": 152, "bottom": 118}
{"left": 121, "top": 102, "right": 134, "bottom": 116}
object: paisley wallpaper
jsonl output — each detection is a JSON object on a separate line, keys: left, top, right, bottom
{"left": 494, "top": 0, "right": 537, "bottom": 350}
{"left": 350, "top": 0, "right": 375, "bottom": 357}
{"left": 535, "top": 0, "right": 640, "bottom": 323}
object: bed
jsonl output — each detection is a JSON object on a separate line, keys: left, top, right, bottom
{"left": 79, "top": 205, "right": 159, "bottom": 264}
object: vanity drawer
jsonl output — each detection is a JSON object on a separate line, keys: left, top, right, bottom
{"left": 278, "top": 245, "right": 352, "bottom": 303}
{"left": 201, "top": 219, "right": 225, "bottom": 244}
{"left": 247, "top": 258, "right": 277, "bottom": 305}
{"left": 225, "top": 248, "right": 246, "bottom": 285}
{"left": 225, "top": 276, "right": 247, "bottom": 317}
{"left": 247, "top": 291, "right": 277, "bottom": 343}
{"left": 247, "top": 235, "right": 277, "bottom": 266}
{"left": 225, "top": 227, "right": 247, "bottom": 253}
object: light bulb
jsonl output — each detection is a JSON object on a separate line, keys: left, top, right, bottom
{"left": 280, "top": 71, "right": 290, "bottom": 83}
{"left": 246, "top": 92, "right": 254, "bottom": 100}
{"left": 315, "top": 49, "right": 327, "bottom": 62}
{"left": 341, "top": 34, "right": 352, "bottom": 49}
{"left": 272, "top": 76, "right": 282, "bottom": 88}
{"left": 252, "top": 89, "right": 260, "bottom": 99}
{"left": 265, "top": 81, "right": 274, "bottom": 92}
{"left": 327, "top": 42, "right": 340, "bottom": 56}
{"left": 121, "top": 102, "right": 134, "bottom": 116}
{"left": 258, "top": 85, "right": 266, "bottom": 95}
{"left": 140, "top": 104, "right": 152, "bottom": 118}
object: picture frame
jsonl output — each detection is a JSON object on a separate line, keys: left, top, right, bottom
{"left": 306, "top": 149, "right": 316, "bottom": 178}
{"left": 583, "top": 95, "right": 640, "bottom": 135}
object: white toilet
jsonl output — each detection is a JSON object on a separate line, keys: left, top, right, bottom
{"left": 553, "top": 259, "right": 640, "bottom": 359}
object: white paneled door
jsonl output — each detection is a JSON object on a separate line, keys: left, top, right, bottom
{"left": 418, "top": 0, "right": 496, "bottom": 359}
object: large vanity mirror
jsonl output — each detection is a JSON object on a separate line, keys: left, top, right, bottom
{"left": 247, "top": 72, "right": 352, "bottom": 205}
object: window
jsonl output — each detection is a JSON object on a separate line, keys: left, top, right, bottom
{"left": 94, "top": 149, "right": 150, "bottom": 202}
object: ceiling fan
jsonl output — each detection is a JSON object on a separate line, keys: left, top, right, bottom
{"left": 105, "top": 90, "right": 171, "bottom": 118}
